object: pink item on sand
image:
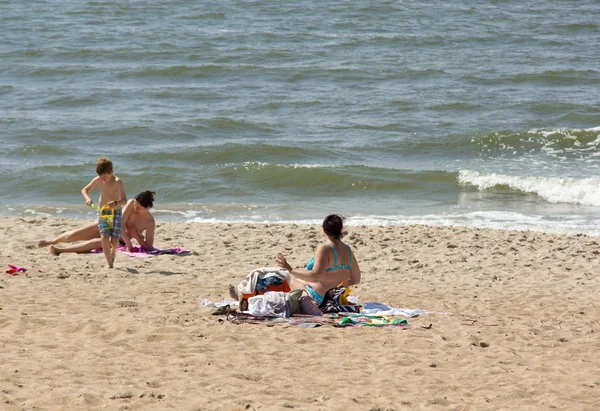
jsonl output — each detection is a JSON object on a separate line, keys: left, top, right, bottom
{"left": 6, "top": 265, "right": 27, "bottom": 275}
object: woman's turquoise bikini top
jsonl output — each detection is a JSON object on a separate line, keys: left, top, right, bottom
{"left": 306, "top": 244, "right": 353, "bottom": 272}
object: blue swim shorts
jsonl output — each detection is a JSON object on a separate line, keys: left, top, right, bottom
{"left": 98, "top": 208, "right": 122, "bottom": 239}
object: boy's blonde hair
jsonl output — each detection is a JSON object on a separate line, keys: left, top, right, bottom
{"left": 96, "top": 157, "right": 113, "bottom": 175}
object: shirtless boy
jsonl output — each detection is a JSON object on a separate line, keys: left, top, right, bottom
{"left": 81, "top": 157, "right": 127, "bottom": 268}
{"left": 38, "top": 191, "right": 156, "bottom": 256}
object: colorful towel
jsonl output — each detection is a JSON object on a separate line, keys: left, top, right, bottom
{"left": 226, "top": 313, "right": 335, "bottom": 328}
{"left": 202, "top": 299, "right": 431, "bottom": 318}
{"left": 335, "top": 314, "right": 410, "bottom": 327}
{"left": 223, "top": 313, "right": 410, "bottom": 328}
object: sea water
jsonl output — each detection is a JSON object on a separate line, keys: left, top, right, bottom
{"left": 1, "top": 0, "right": 599, "bottom": 235}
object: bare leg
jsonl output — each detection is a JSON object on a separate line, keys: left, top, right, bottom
{"left": 38, "top": 223, "right": 99, "bottom": 247}
{"left": 110, "top": 237, "right": 119, "bottom": 267}
{"left": 50, "top": 239, "right": 103, "bottom": 256}
{"left": 101, "top": 234, "right": 113, "bottom": 268}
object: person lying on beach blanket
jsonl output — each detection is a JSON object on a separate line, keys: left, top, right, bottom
{"left": 38, "top": 191, "right": 156, "bottom": 256}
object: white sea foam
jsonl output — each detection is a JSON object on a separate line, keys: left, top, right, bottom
{"left": 345, "top": 212, "right": 600, "bottom": 236}
{"left": 3, "top": 204, "right": 599, "bottom": 236}
{"left": 177, "top": 212, "right": 600, "bottom": 237}
{"left": 458, "top": 170, "right": 600, "bottom": 207}
{"left": 238, "top": 161, "right": 341, "bottom": 169}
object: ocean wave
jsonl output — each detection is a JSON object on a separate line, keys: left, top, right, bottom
{"left": 180, "top": 12, "right": 226, "bottom": 20}
{"left": 5, "top": 144, "right": 83, "bottom": 157}
{"left": 340, "top": 127, "right": 600, "bottom": 162}
{"left": 459, "top": 170, "right": 600, "bottom": 207}
{"left": 347, "top": 211, "right": 600, "bottom": 236}
{"left": 471, "top": 128, "right": 600, "bottom": 158}
{"left": 43, "top": 95, "right": 98, "bottom": 107}
{"left": 463, "top": 69, "right": 600, "bottom": 86}
{"left": 556, "top": 23, "right": 598, "bottom": 31}
{"left": 204, "top": 117, "right": 278, "bottom": 133}
{"left": 16, "top": 65, "right": 97, "bottom": 77}
{"left": 216, "top": 162, "right": 458, "bottom": 193}
{"left": 116, "top": 64, "right": 227, "bottom": 79}
{"left": 126, "top": 143, "right": 328, "bottom": 165}
{"left": 0, "top": 85, "right": 15, "bottom": 95}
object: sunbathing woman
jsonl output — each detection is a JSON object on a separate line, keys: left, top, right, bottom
{"left": 38, "top": 191, "right": 156, "bottom": 256}
{"left": 120, "top": 190, "right": 156, "bottom": 252}
{"left": 275, "top": 214, "right": 361, "bottom": 305}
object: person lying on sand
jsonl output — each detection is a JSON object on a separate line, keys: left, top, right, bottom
{"left": 229, "top": 214, "right": 361, "bottom": 305}
{"left": 38, "top": 191, "right": 156, "bottom": 256}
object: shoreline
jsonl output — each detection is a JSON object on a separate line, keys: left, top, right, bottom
{"left": 4, "top": 210, "right": 600, "bottom": 238}
{"left": 2, "top": 216, "right": 600, "bottom": 409}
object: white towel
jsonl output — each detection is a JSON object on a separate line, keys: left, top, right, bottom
{"left": 237, "top": 267, "right": 289, "bottom": 297}
{"left": 360, "top": 302, "right": 430, "bottom": 318}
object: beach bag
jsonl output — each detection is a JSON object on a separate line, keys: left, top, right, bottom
{"left": 285, "top": 289, "right": 302, "bottom": 315}
{"left": 319, "top": 286, "right": 361, "bottom": 314}
{"left": 299, "top": 294, "right": 323, "bottom": 316}
{"left": 285, "top": 289, "right": 323, "bottom": 316}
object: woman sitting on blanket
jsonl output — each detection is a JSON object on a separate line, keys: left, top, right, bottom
{"left": 275, "top": 214, "right": 361, "bottom": 305}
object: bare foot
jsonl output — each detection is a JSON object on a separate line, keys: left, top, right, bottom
{"left": 108, "top": 264, "right": 113, "bottom": 269}
{"left": 38, "top": 240, "right": 51, "bottom": 247}
{"left": 228, "top": 284, "right": 239, "bottom": 300}
{"left": 49, "top": 245, "right": 61, "bottom": 256}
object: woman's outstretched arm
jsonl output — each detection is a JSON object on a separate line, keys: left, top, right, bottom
{"left": 275, "top": 244, "right": 328, "bottom": 282}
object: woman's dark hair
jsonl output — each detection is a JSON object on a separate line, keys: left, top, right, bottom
{"left": 322, "top": 214, "right": 345, "bottom": 239}
{"left": 135, "top": 190, "right": 155, "bottom": 209}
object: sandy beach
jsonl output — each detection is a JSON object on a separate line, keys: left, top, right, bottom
{"left": 1, "top": 216, "right": 600, "bottom": 410}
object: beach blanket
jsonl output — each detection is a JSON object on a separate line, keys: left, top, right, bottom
{"left": 201, "top": 299, "right": 423, "bottom": 327}
{"left": 201, "top": 299, "right": 430, "bottom": 318}
{"left": 118, "top": 246, "right": 190, "bottom": 257}
{"left": 91, "top": 246, "right": 190, "bottom": 257}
